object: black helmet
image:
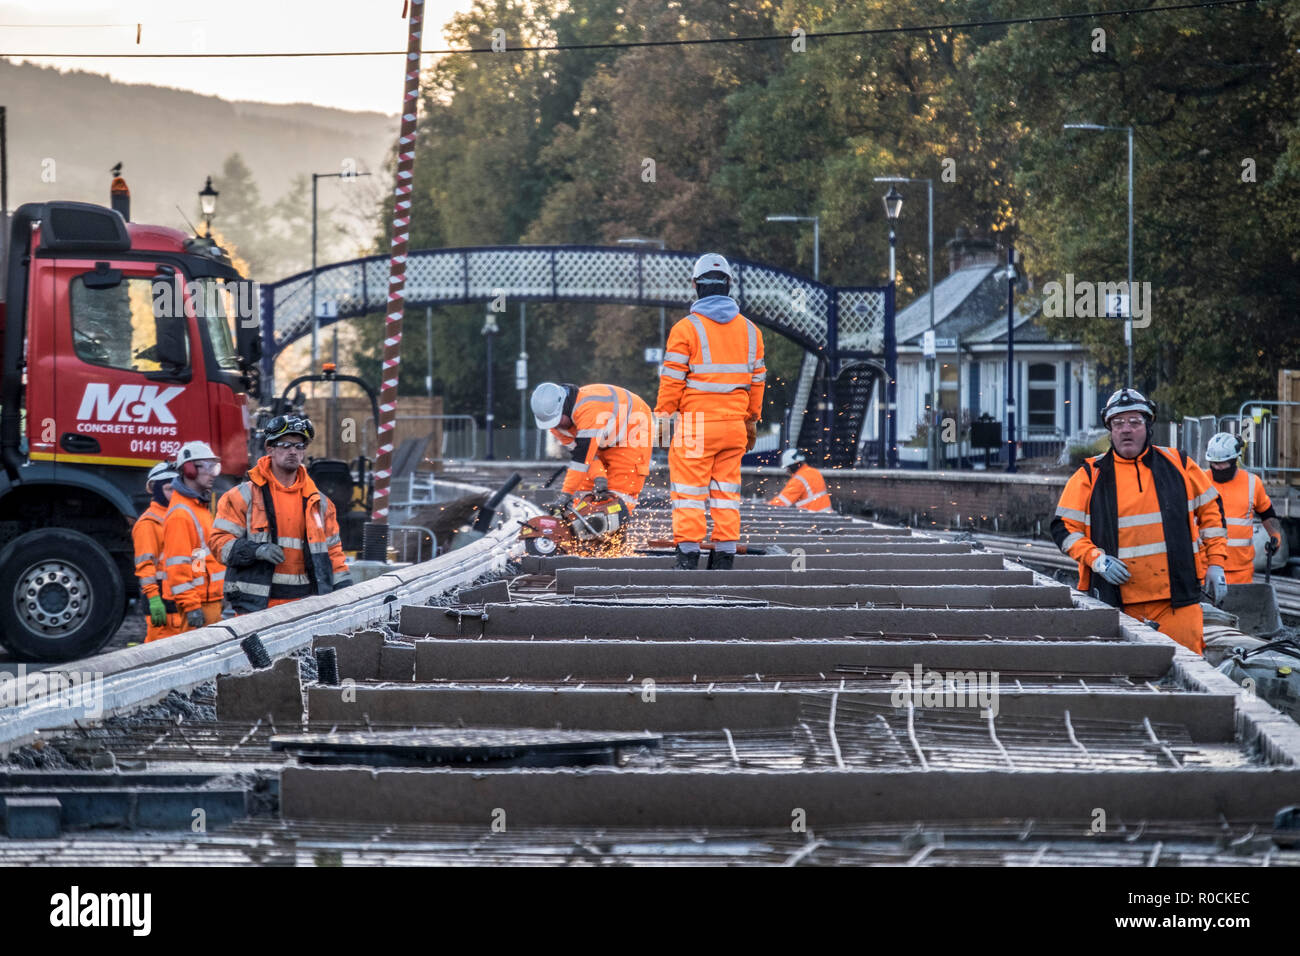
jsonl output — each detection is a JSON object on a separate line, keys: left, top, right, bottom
{"left": 264, "top": 414, "right": 315, "bottom": 445}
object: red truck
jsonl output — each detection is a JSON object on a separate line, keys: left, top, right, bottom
{"left": 0, "top": 198, "right": 259, "bottom": 660}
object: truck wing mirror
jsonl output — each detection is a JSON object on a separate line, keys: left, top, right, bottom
{"left": 232, "top": 279, "right": 263, "bottom": 368}
{"left": 80, "top": 262, "right": 122, "bottom": 289}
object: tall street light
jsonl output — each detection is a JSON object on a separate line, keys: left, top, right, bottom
{"left": 311, "top": 170, "right": 373, "bottom": 391}
{"left": 874, "top": 176, "right": 935, "bottom": 469}
{"left": 483, "top": 309, "right": 500, "bottom": 460}
{"left": 198, "top": 176, "right": 218, "bottom": 238}
{"left": 617, "top": 237, "right": 667, "bottom": 357}
{"left": 1063, "top": 123, "right": 1134, "bottom": 387}
{"left": 881, "top": 187, "right": 903, "bottom": 469}
{"left": 765, "top": 214, "right": 824, "bottom": 458}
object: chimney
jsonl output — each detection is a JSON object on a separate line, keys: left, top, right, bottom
{"left": 946, "top": 228, "right": 999, "bottom": 273}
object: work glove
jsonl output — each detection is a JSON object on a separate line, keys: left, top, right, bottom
{"left": 1090, "top": 552, "right": 1131, "bottom": 586}
{"left": 593, "top": 476, "right": 609, "bottom": 494}
{"left": 544, "top": 492, "right": 573, "bottom": 512}
{"left": 255, "top": 543, "right": 286, "bottom": 565}
{"left": 1266, "top": 536, "right": 1281, "bottom": 558}
{"left": 653, "top": 413, "right": 674, "bottom": 448}
{"left": 147, "top": 594, "right": 167, "bottom": 627}
{"left": 745, "top": 420, "right": 757, "bottom": 452}
{"left": 1204, "top": 564, "right": 1228, "bottom": 606}
{"left": 186, "top": 608, "right": 207, "bottom": 629}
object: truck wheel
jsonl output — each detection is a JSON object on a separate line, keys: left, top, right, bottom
{"left": 0, "top": 528, "right": 124, "bottom": 662}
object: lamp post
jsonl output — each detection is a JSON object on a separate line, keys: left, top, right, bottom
{"left": 881, "top": 186, "right": 903, "bottom": 469}
{"left": 311, "top": 170, "right": 373, "bottom": 395}
{"left": 617, "top": 237, "right": 667, "bottom": 354}
{"left": 875, "top": 176, "right": 935, "bottom": 468}
{"left": 517, "top": 302, "right": 527, "bottom": 460}
{"left": 1063, "top": 123, "right": 1134, "bottom": 387}
{"left": 198, "top": 176, "right": 218, "bottom": 238}
{"left": 1002, "top": 245, "right": 1019, "bottom": 474}
{"left": 483, "top": 310, "right": 500, "bottom": 460}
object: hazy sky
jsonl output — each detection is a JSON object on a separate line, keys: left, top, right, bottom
{"left": 1, "top": 0, "right": 475, "bottom": 114}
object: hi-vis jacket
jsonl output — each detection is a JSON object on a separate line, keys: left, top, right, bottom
{"left": 1213, "top": 467, "right": 1274, "bottom": 576}
{"left": 1050, "top": 445, "right": 1227, "bottom": 608}
{"left": 770, "top": 464, "right": 831, "bottom": 511}
{"left": 132, "top": 501, "right": 169, "bottom": 604}
{"left": 548, "top": 384, "right": 653, "bottom": 495}
{"left": 210, "top": 456, "right": 352, "bottom": 613}
{"left": 162, "top": 490, "right": 225, "bottom": 612}
{"left": 656, "top": 298, "right": 766, "bottom": 422}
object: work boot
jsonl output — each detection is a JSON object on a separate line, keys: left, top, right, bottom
{"left": 707, "top": 550, "right": 735, "bottom": 570}
{"left": 674, "top": 546, "right": 700, "bottom": 570}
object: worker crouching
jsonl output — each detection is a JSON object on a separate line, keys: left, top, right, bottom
{"left": 769, "top": 449, "right": 831, "bottom": 511}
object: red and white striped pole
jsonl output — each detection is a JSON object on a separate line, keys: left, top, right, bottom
{"left": 364, "top": 0, "right": 424, "bottom": 561}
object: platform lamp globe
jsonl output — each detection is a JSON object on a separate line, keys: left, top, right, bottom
{"left": 198, "top": 176, "right": 218, "bottom": 238}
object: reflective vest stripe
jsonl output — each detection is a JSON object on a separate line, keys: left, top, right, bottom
{"left": 1118, "top": 541, "right": 1168, "bottom": 559}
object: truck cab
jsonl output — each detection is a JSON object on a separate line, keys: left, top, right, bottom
{"left": 0, "top": 201, "right": 258, "bottom": 660}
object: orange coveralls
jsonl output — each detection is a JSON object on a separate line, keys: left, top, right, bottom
{"left": 132, "top": 500, "right": 180, "bottom": 641}
{"left": 1210, "top": 468, "right": 1274, "bottom": 583}
{"left": 549, "top": 384, "right": 653, "bottom": 509}
{"left": 769, "top": 464, "right": 831, "bottom": 511}
{"left": 161, "top": 490, "right": 226, "bottom": 635}
{"left": 656, "top": 307, "right": 765, "bottom": 545}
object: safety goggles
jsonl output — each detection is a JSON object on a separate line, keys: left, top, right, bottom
{"left": 1109, "top": 418, "right": 1148, "bottom": 430}
{"left": 270, "top": 441, "right": 308, "bottom": 451}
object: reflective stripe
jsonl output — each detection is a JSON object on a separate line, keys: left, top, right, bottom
{"left": 213, "top": 517, "right": 244, "bottom": 536}
{"left": 170, "top": 579, "right": 203, "bottom": 594}
{"left": 233, "top": 581, "right": 272, "bottom": 596}
{"left": 1118, "top": 541, "right": 1168, "bottom": 559}
{"left": 774, "top": 494, "right": 792, "bottom": 506}
{"left": 672, "top": 482, "right": 710, "bottom": 495}
{"left": 688, "top": 316, "right": 712, "bottom": 364}
{"left": 576, "top": 428, "right": 602, "bottom": 437}
{"left": 1248, "top": 472, "right": 1256, "bottom": 513}
{"left": 326, "top": 535, "right": 341, "bottom": 548}
{"left": 574, "top": 386, "right": 616, "bottom": 410}
{"left": 660, "top": 366, "right": 687, "bottom": 380}
{"left": 209, "top": 570, "right": 225, "bottom": 582}
{"left": 174, "top": 501, "right": 205, "bottom": 540}
{"left": 134, "top": 552, "right": 155, "bottom": 563}
{"left": 684, "top": 378, "right": 749, "bottom": 392}
{"left": 219, "top": 540, "right": 236, "bottom": 564}
{"left": 1061, "top": 531, "right": 1085, "bottom": 552}
{"left": 1117, "top": 511, "right": 1163, "bottom": 529}
{"left": 745, "top": 319, "right": 757, "bottom": 369}
{"left": 689, "top": 362, "right": 751, "bottom": 373}
{"left": 272, "top": 572, "right": 311, "bottom": 586}
{"left": 796, "top": 475, "right": 815, "bottom": 498}
{"left": 277, "top": 536, "right": 304, "bottom": 549}
{"left": 165, "top": 556, "right": 192, "bottom": 567}
{"left": 663, "top": 351, "right": 689, "bottom": 364}
{"left": 237, "top": 482, "right": 253, "bottom": 507}
{"left": 1189, "top": 488, "right": 1219, "bottom": 510}
{"left": 1055, "top": 506, "right": 1088, "bottom": 522}
{"left": 710, "top": 480, "right": 742, "bottom": 493}
{"left": 569, "top": 461, "right": 589, "bottom": 473}
{"left": 307, "top": 541, "right": 330, "bottom": 554}
{"left": 707, "top": 498, "right": 740, "bottom": 510}
{"left": 801, "top": 492, "right": 830, "bottom": 506}
{"left": 751, "top": 373, "right": 766, "bottom": 384}
{"left": 1225, "top": 517, "right": 1253, "bottom": 526}
{"left": 1202, "top": 527, "right": 1228, "bottom": 538}
{"left": 672, "top": 499, "right": 707, "bottom": 510}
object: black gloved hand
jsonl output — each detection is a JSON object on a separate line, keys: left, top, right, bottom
{"left": 593, "top": 476, "right": 609, "bottom": 494}
{"left": 255, "top": 542, "right": 286, "bottom": 565}
{"left": 544, "top": 492, "right": 574, "bottom": 512}
{"left": 186, "top": 608, "right": 206, "bottom": 629}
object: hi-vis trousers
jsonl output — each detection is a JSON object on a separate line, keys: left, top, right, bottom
{"left": 668, "top": 418, "right": 746, "bottom": 545}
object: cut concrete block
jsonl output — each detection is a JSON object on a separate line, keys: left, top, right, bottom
{"left": 379, "top": 643, "right": 416, "bottom": 681}
{"left": 216, "top": 656, "right": 303, "bottom": 725}
{"left": 524, "top": 553, "right": 1007, "bottom": 573}
{"left": 456, "top": 580, "right": 511, "bottom": 605}
{"left": 554, "top": 569, "right": 1036, "bottom": 592}
{"left": 4, "top": 796, "right": 61, "bottom": 838}
{"left": 567, "top": 584, "right": 1074, "bottom": 609}
{"left": 313, "top": 630, "right": 385, "bottom": 681}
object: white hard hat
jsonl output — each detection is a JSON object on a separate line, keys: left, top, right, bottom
{"left": 692, "top": 253, "right": 734, "bottom": 282}
{"left": 176, "top": 440, "right": 219, "bottom": 467}
{"left": 780, "top": 448, "right": 807, "bottom": 469}
{"left": 146, "top": 460, "right": 179, "bottom": 488}
{"left": 530, "top": 382, "right": 568, "bottom": 430}
{"left": 1101, "top": 388, "right": 1156, "bottom": 425}
{"left": 1205, "top": 431, "right": 1243, "bottom": 463}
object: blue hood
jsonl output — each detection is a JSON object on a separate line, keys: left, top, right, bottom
{"left": 690, "top": 295, "right": 740, "bottom": 324}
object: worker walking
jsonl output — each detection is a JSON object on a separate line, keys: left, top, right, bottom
{"left": 210, "top": 415, "right": 352, "bottom": 614}
{"left": 1204, "top": 431, "right": 1283, "bottom": 583}
{"left": 656, "top": 253, "right": 766, "bottom": 570}
{"left": 161, "top": 442, "right": 227, "bottom": 635}
{"left": 530, "top": 382, "right": 653, "bottom": 511}
{"left": 133, "top": 460, "right": 181, "bottom": 642}
{"left": 1050, "top": 389, "right": 1228, "bottom": 655}
{"left": 768, "top": 449, "right": 831, "bottom": 511}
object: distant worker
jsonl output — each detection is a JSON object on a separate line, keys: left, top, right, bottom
{"left": 530, "top": 382, "right": 653, "bottom": 511}
{"left": 1204, "top": 431, "right": 1283, "bottom": 583}
{"left": 161, "top": 442, "right": 227, "bottom": 634}
{"left": 1049, "top": 389, "right": 1227, "bottom": 655}
{"left": 768, "top": 449, "right": 831, "bottom": 512}
{"left": 210, "top": 415, "right": 352, "bottom": 613}
{"left": 133, "top": 460, "right": 180, "bottom": 642}
{"left": 656, "top": 253, "right": 766, "bottom": 570}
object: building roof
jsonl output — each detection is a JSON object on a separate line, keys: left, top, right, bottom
{"left": 894, "top": 264, "right": 996, "bottom": 345}
{"left": 893, "top": 264, "right": 1069, "bottom": 349}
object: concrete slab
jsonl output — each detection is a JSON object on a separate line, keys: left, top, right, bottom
{"left": 412, "top": 639, "right": 1176, "bottom": 683}
{"left": 379, "top": 644, "right": 416, "bottom": 681}
{"left": 3, "top": 796, "right": 61, "bottom": 838}
{"left": 215, "top": 657, "right": 303, "bottom": 725}
{"left": 553, "top": 569, "right": 1036, "bottom": 592}
{"left": 281, "top": 766, "right": 1300, "bottom": 826}
{"left": 350, "top": 559, "right": 413, "bottom": 583}
{"left": 313, "top": 630, "right": 385, "bottom": 682}
{"left": 456, "top": 580, "right": 511, "bottom": 605}
{"left": 399, "top": 603, "right": 1119, "bottom": 641}
{"left": 306, "top": 685, "right": 1232, "bottom": 740}
{"left": 523, "top": 553, "right": 1009, "bottom": 573}
{"left": 567, "top": 584, "right": 1074, "bottom": 609}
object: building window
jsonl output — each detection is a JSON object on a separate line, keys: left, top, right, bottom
{"left": 1028, "top": 362, "right": 1057, "bottom": 430}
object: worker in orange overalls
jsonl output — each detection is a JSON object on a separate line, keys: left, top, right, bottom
{"left": 133, "top": 460, "right": 180, "bottom": 642}
{"left": 530, "top": 382, "right": 653, "bottom": 511}
{"left": 161, "top": 441, "right": 226, "bottom": 635}
{"left": 656, "top": 253, "right": 766, "bottom": 570}
{"left": 769, "top": 449, "right": 831, "bottom": 511}
{"left": 209, "top": 414, "right": 352, "bottom": 613}
{"left": 1049, "top": 389, "right": 1228, "bottom": 654}
{"left": 1204, "top": 431, "right": 1284, "bottom": 583}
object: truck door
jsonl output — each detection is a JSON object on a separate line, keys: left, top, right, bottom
{"left": 48, "top": 260, "right": 209, "bottom": 467}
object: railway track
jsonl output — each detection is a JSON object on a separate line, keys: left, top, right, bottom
{"left": 3, "top": 488, "right": 1299, "bottom": 866}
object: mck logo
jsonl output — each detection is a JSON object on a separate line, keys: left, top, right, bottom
{"left": 76, "top": 384, "right": 185, "bottom": 424}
